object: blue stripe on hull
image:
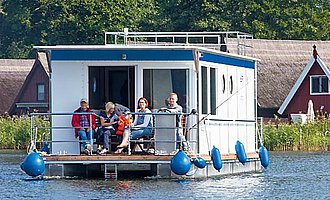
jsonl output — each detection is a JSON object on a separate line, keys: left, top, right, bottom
{"left": 200, "top": 52, "right": 255, "bottom": 69}
{"left": 51, "top": 49, "right": 194, "bottom": 61}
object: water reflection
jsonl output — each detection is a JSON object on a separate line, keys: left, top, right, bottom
{"left": 0, "top": 151, "right": 329, "bottom": 199}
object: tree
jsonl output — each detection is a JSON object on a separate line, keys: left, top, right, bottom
{"left": 1, "top": 0, "right": 330, "bottom": 58}
{"left": 0, "top": 0, "right": 157, "bottom": 58}
{"left": 151, "top": 0, "right": 330, "bottom": 40}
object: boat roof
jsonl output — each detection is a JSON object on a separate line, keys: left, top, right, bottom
{"left": 34, "top": 45, "right": 258, "bottom": 62}
{"left": 35, "top": 30, "right": 259, "bottom": 62}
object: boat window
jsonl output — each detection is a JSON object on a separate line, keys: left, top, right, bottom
{"left": 143, "top": 69, "right": 188, "bottom": 112}
{"left": 222, "top": 74, "right": 225, "bottom": 93}
{"left": 201, "top": 66, "right": 208, "bottom": 114}
{"left": 229, "top": 75, "right": 233, "bottom": 94}
{"left": 210, "top": 68, "right": 216, "bottom": 115}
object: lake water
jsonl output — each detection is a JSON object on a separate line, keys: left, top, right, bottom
{"left": 1, "top": 151, "right": 329, "bottom": 199}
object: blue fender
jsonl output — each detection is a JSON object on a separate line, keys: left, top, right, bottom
{"left": 235, "top": 140, "right": 248, "bottom": 165}
{"left": 20, "top": 152, "right": 45, "bottom": 177}
{"left": 259, "top": 145, "right": 269, "bottom": 168}
{"left": 211, "top": 146, "right": 222, "bottom": 171}
{"left": 193, "top": 157, "right": 207, "bottom": 169}
{"left": 170, "top": 150, "right": 192, "bottom": 175}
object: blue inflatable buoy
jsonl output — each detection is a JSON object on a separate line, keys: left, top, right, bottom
{"left": 211, "top": 146, "right": 222, "bottom": 171}
{"left": 259, "top": 145, "right": 269, "bottom": 168}
{"left": 235, "top": 140, "right": 248, "bottom": 165}
{"left": 193, "top": 157, "right": 207, "bottom": 169}
{"left": 170, "top": 150, "right": 192, "bottom": 175}
{"left": 20, "top": 152, "right": 45, "bottom": 177}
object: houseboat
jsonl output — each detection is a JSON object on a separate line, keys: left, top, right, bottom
{"left": 22, "top": 30, "right": 268, "bottom": 179}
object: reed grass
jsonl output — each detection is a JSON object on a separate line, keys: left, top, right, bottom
{"left": 0, "top": 116, "right": 49, "bottom": 149}
{"left": 263, "top": 120, "right": 330, "bottom": 151}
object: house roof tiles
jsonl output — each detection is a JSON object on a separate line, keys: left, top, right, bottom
{"left": 0, "top": 59, "right": 34, "bottom": 114}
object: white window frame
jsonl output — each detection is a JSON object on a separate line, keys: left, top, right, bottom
{"left": 310, "top": 75, "right": 330, "bottom": 95}
{"left": 201, "top": 66, "right": 217, "bottom": 115}
{"left": 37, "top": 83, "right": 45, "bottom": 101}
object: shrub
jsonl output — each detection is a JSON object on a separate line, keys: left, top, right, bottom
{"left": 0, "top": 116, "right": 49, "bottom": 149}
{"left": 263, "top": 119, "right": 330, "bottom": 151}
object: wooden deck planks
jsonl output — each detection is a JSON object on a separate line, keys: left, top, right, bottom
{"left": 43, "top": 152, "right": 259, "bottom": 162}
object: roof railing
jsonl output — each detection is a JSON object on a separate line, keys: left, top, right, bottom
{"left": 104, "top": 28, "right": 253, "bottom": 56}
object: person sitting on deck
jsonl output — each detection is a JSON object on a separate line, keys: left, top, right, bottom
{"left": 71, "top": 98, "right": 96, "bottom": 155}
{"left": 98, "top": 102, "right": 119, "bottom": 155}
{"left": 115, "top": 97, "right": 153, "bottom": 154}
{"left": 160, "top": 92, "right": 188, "bottom": 151}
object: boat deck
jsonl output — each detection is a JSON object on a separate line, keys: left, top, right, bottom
{"left": 42, "top": 152, "right": 261, "bottom": 178}
{"left": 43, "top": 152, "right": 260, "bottom": 164}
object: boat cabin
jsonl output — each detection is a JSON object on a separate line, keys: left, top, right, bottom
{"left": 34, "top": 31, "right": 258, "bottom": 158}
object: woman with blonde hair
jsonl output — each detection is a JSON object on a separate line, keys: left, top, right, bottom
{"left": 98, "top": 102, "right": 118, "bottom": 154}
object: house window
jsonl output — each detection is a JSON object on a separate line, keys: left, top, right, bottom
{"left": 37, "top": 83, "right": 45, "bottom": 101}
{"left": 310, "top": 76, "right": 329, "bottom": 94}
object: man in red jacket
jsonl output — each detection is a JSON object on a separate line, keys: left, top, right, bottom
{"left": 71, "top": 98, "right": 96, "bottom": 155}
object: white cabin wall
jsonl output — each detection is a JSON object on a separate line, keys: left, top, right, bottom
{"left": 197, "top": 61, "right": 256, "bottom": 155}
{"left": 237, "top": 68, "right": 247, "bottom": 120}
{"left": 51, "top": 61, "right": 88, "bottom": 155}
{"left": 227, "top": 66, "right": 238, "bottom": 120}
{"left": 246, "top": 68, "right": 257, "bottom": 152}
{"left": 217, "top": 64, "right": 230, "bottom": 154}
{"left": 246, "top": 69, "right": 255, "bottom": 119}
{"left": 227, "top": 66, "right": 239, "bottom": 153}
{"left": 217, "top": 64, "right": 229, "bottom": 118}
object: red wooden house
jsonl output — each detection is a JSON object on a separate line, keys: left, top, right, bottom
{"left": 278, "top": 45, "right": 330, "bottom": 119}
{"left": 9, "top": 52, "right": 50, "bottom": 115}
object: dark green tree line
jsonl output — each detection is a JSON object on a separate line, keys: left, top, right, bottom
{"left": 1, "top": 0, "right": 330, "bottom": 58}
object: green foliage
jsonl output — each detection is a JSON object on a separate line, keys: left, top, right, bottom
{"left": 0, "top": 0, "right": 157, "bottom": 58}
{"left": 0, "top": 116, "right": 49, "bottom": 149}
{"left": 263, "top": 120, "right": 330, "bottom": 151}
{"left": 1, "top": 0, "right": 330, "bottom": 58}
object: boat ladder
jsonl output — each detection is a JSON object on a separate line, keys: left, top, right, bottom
{"left": 104, "top": 164, "right": 118, "bottom": 180}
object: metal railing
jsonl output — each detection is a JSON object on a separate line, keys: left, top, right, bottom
{"left": 28, "top": 111, "right": 198, "bottom": 156}
{"left": 257, "top": 117, "right": 264, "bottom": 150}
{"left": 104, "top": 29, "right": 253, "bottom": 56}
{"left": 29, "top": 112, "right": 263, "bottom": 156}
{"left": 127, "top": 111, "right": 198, "bottom": 155}
{"left": 29, "top": 112, "right": 95, "bottom": 155}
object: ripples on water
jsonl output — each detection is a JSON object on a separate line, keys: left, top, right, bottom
{"left": 0, "top": 151, "right": 329, "bottom": 199}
